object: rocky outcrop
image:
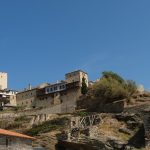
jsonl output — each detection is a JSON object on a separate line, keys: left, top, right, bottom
{"left": 56, "top": 113, "right": 147, "bottom": 150}
{"left": 30, "top": 114, "right": 59, "bottom": 126}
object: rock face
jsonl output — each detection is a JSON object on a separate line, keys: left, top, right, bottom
{"left": 56, "top": 113, "right": 147, "bottom": 150}
{"left": 1, "top": 95, "right": 150, "bottom": 150}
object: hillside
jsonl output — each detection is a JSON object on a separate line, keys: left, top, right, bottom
{"left": 0, "top": 93, "right": 150, "bottom": 150}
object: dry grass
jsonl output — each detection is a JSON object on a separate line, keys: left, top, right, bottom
{"left": 98, "top": 117, "right": 132, "bottom": 141}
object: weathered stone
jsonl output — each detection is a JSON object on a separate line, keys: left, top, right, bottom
{"left": 119, "top": 128, "right": 132, "bottom": 135}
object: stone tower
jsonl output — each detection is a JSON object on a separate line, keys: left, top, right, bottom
{"left": 65, "top": 70, "right": 88, "bottom": 87}
{"left": 0, "top": 72, "right": 7, "bottom": 90}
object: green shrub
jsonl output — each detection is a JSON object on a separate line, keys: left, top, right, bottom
{"left": 81, "top": 77, "right": 88, "bottom": 95}
{"left": 14, "top": 115, "right": 30, "bottom": 122}
{"left": 74, "top": 111, "right": 89, "bottom": 117}
{"left": 90, "top": 71, "right": 137, "bottom": 103}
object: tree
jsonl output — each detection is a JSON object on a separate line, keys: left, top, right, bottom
{"left": 90, "top": 71, "right": 137, "bottom": 103}
{"left": 81, "top": 77, "right": 88, "bottom": 95}
{"left": 92, "top": 77, "right": 127, "bottom": 102}
{"left": 102, "top": 71, "right": 124, "bottom": 84}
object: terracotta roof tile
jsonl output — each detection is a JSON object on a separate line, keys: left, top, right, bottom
{"left": 0, "top": 129, "right": 35, "bottom": 140}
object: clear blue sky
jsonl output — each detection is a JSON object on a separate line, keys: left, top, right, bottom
{"left": 0, "top": 0, "right": 150, "bottom": 90}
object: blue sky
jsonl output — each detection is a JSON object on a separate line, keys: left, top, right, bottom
{"left": 0, "top": 0, "right": 150, "bottom": 90}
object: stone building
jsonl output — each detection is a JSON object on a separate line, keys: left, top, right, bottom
{"left": 0, "top": 128, "right": 35, "bottom": 150}
{"left": 16, "top": 70, "right": 88, "bottom": 113}
{"left": 65, "top": 70, "right": 88, "bottom": 86}
{"left": 0, "top": 72, "right": 18, "bottom": 107}
{"left": 0, "top": 72, "right": 7, "bottom": 90}
{"left": 0, "top": 89, "right": 17, "bottom": 108}
{"left": 16, "top": 83, "right": 50, "bottom": 108}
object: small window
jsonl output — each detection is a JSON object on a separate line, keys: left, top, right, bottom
{"left": 46, "top": 88, "right": 48, "bottom": 93}
{"left": 54, "top": 86, "right": 57, "bottom": 90}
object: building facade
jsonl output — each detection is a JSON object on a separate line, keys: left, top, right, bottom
{"left": 0, "top": 90, "right": 17, "bottom": 107}
{"left": 16, "top": 83, "right": 50, "bottom": 108}
{"left": 0, "top": 128, "right": 35, "bottom": 150}
{"left": 65, "top": 70, "right": 88, "bottom": 86}
{"left": 0, "top": 72, "right": 7, "bottom": 90}
{"left": 16, "top": 70, "right": 88, "bottom": 113}
{"left": 16, "top": 88, "right": 37, "bottom": 108}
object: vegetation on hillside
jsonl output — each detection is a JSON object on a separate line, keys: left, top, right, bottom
{"left": 89, "top": 71, "right": 137, "bottom": 102}
{"left": 81, "top": 77, "right": 88, "bottom": 95}
{"left": 25, "top": 117, "right": 69, "bottom": 136}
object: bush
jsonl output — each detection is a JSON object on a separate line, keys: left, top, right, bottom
{"left": 74, "top": 111, "right": 89, "bottom": 117}
{"left": 92, "top": 77, "right": 127, "bottom": 102}
{"left": 14, "top": 115, "right": 30, "bottom": 122}
{"left": 81, "top": 77, "right": 88, "bottom": 95}
{"left": 125, "top": 80, "right": 137, "bottom": 98}
{"left": 90, "top": 71, "right": 137, "bottom": 103}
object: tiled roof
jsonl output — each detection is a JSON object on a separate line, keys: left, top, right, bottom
{"left": 0, "top": 129, "right": 35, "bottom": 140}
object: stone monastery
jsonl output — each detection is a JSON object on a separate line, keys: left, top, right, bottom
{"left": 0, "top": 70, "right": 88, "bottom": 113}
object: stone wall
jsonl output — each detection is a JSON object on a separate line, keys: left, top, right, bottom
{"left": 77, "top": 97, "right": 124, "bottom": 113}
{"left": 16, "top": 89, "right": 37, "bottom": 108}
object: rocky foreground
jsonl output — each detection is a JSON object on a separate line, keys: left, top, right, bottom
{"left": 0, "top": 92, "right": 150, "bottom": 150}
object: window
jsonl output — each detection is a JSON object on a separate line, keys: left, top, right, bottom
{"left": 54, "top": 86, "right": 57, "bottom": 90}
{"left": 46, "top": 88, "right": 49, "bottom": 93}
{"left": 50, "top": 88, "right": 53, "bottom": 91}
